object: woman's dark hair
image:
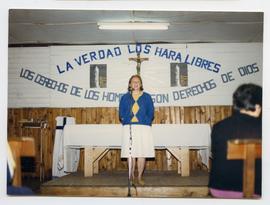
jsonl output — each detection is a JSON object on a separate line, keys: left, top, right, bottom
{"left": 128, "top": 74, "right": 144, "bottom": 91}
{"left": 233, "top": 83, "right": 262, "bottom": 111}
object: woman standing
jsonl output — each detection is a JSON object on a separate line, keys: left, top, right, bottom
{"left": 119, "top": 74, "right": 155, "bottom": 186}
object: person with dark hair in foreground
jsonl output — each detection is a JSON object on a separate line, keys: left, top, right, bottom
{"left": 119, "top": 74, "right": 155, "bottom": 186}
{"left": 208, "top": 83, "right": 262, "bottom": 198}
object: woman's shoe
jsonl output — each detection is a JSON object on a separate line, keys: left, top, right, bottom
{"left": 138, "top": 178, "right": 145, "bottom": 186}
{"left": 130, "top": 176, "right": 135, "bottom": 186}
{"left": 130, "top": 179, "right": 134, "bottom": 186}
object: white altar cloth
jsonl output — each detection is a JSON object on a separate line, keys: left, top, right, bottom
{"left": 64, "top": 124, "right": 210, "bottom": 147}
{"left": 63, "top": 124, "right": 211, "bottom": 176}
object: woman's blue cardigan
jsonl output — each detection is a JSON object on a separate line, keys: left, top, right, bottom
{"left": 119, "top": 92, "right": 154, "bottom": 126}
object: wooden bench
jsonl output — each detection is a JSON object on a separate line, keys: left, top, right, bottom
{"left": 227, "top": 139, "right": 261, "bottom": 198}
{"left": 63, "top": 124, "right": 211, "bottom": 177}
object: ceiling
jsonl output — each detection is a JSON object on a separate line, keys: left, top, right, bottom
{"left": 8, "top": 10, "right": 263, "bottom": 46}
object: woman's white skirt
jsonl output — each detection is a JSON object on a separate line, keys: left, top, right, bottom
{"left": 121, "top": 124, "right": 155, "bottom": 158}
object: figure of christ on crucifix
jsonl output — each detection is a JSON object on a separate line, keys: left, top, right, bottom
{"left": 129, "top": 53, "right": 149, "bottom": 75}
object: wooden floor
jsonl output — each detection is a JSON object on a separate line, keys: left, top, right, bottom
{"left": 41, "top": 170, "right": 210, "bottom": 198}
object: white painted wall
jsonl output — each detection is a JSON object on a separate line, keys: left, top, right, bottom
{"left": 8, "top": 43, "right": 262, "bottom": 108}
{"left": 8, "top": 47, "right": 51, "bottom": 107}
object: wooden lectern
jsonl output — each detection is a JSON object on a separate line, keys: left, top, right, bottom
{"left": 227, "top": 139, "right": 261, "bottom": 198}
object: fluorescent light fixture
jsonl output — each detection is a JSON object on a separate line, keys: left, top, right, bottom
{"left": 97, "top": 22, "right": 169, "bottom": 30}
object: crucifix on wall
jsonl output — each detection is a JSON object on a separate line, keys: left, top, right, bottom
{"left": 129, "top": 53, "right": 149, "bottom": 75}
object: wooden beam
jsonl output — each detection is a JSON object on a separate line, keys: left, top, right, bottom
{"left": 93, "top": 148, "right": 109, "bottom": 174}
{"left": 167, "top": 147, "right": 190, "bottom": 176}
{"left": 85, "top": 147, "right": 109, "bottom": 176}
{"left": 243, "top": 143, "right": 256, "bottom": 198}
{"left": 179, "top": 147, "right": 190, "bottom": 176}
{"left": 84, "top": 147, "right": 94, "bottom": 177}
{"left": 227, "top": 139, "right": 261, "bottom": 198}
{"left": 227, "top": 140, "right": 261, "bottom": 159}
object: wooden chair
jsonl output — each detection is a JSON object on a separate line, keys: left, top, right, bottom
{"left": 227, "top": 139, "right": 261, "bottom": 198}
{"left": 8, "top": 137, "right": 35, "bottom": 187}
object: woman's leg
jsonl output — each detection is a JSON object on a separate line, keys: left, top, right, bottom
{"left": 137, "top": 157, "right": 146, "bottom": 184}
{"left": 131, "top": 158, "right": 136, "bottom": 180}
{"left": 127, "top": 157, "right": 136, "bottom": 185}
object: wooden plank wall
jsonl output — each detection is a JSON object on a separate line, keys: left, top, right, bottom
{"left": 7, "top": 106, "right": 232, "bottom": 178}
